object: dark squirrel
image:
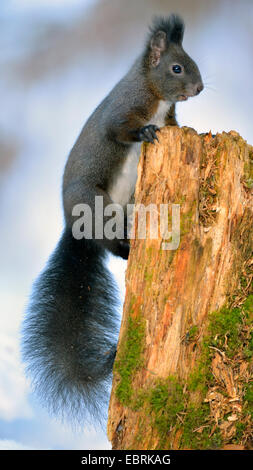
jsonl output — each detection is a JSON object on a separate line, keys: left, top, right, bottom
{"left": 22, "top": 15, "right": 203, "bottom": 425}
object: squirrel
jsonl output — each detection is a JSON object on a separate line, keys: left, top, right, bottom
{"left": 22, "top": 15, "right": 203, "bottom": 425}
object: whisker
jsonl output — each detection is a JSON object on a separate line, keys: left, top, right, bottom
{"left": 204, "top": 85, "right": 217, "bottom": 93}
{"left": 202, "top": 73, "right": 217, "bottom": 80}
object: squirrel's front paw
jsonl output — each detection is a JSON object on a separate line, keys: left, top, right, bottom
{"left": 137, "top": 125, "right": 160, "bottom": 144}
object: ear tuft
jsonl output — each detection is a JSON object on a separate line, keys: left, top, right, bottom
{"left": 169, "top": 14, "right": 185, "bottom": 45}
{"left": 148, "top": 14, "right": 185, "bottom": 51}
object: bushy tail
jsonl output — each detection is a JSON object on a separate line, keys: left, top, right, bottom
{"left": 22, "top": 228, "right": 120, "bottom": 425}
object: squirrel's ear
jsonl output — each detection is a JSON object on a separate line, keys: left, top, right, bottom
{"left": 169, "top": 15, "right": 184, "bottom": 45}
{"left": 150, "top": 31, "right": 167, "bottom": 67}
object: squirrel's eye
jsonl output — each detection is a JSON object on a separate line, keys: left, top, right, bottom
{"left": 172, "top": 64, "right": 182, "bottom": 74}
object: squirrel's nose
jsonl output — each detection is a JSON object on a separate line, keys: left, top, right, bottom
{"left": 195, "top": 83, "right": 204, "bottom": 95}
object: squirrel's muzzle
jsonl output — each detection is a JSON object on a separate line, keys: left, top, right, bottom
{"left": 195, "top": 82, "right": 204, "bottom": 95}
{"left": 190, "top": 81, "right": 204, "bottom": 96}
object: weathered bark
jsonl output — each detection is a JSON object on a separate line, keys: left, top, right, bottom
{"left": 107, "top": 126, "right": 253, "bottom": 450}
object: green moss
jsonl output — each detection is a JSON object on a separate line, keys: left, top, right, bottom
{"left": 244, "top": 383, "right": 253, "bottom": 418}
{"left": 244, "top": 157, "right": 253, "bottom": 189}
{"left": 244, "top": 294, "right": 253, "bottom": 320}
{"left": 130, "top": 376, "right": 222, "bottom": 449}
{"left": 131, "top": 377, "right": 185, "bottom": 449}
{"left": 187, "top": 343, "right": 211, "bottom": 395}
{"left": 245, "top": 179, "right": 253, "bottom": 189}
{"left": 124, "top": 295, "right": 251, "bottom": 448}
{"left": 114, "top": 299, "right": 145, "bottom": 405}
{"left": 183, "top": 325, "right": 200, "bottom": 346}
{"left": 189, "top": 297, "right": 251, "bottom": 397}
{"left": 206, "top": 295, "right": 252, "bottom": 360}
{"left": 208, "top": 306, "right": 243, "bottom": 358}
{"left": 235, "top": 422, "right": 246, "bottom": 441}
{"left": 149, "top": 378, "right": 184, "bottom": 444}
{"left": 115, "top": 282, "right": 252, "bottom": 448}
{"left": 188, "top": 325, "right": 199, "bottom": 341}
{"left": 144, "top": 268, "right": 153, "bottom": 284}
{"left": 180, "top": 207, "right": 194, "bottom": 237}
{"left": 243, "top": 333, "right": 253, "bottom": 359}
{"left": 183, "top": 295, "right": 252, "bottom": 448}
{"left": 243, "top": 296, "right": 253, "bottom": 356}
{"left": 131, "top": 388, "right": 146, "bottom": 411}
{"left": 181, "top": 405, "right": 222, "bottom": 449}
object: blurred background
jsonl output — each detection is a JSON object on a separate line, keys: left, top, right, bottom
{"left": 0, "top": 0, "right": 252, "bottom": 450}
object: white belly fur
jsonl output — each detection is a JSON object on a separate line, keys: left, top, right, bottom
{"left": 149, "top": 100, "right": 172, "bottom": 128}
{"left": 108, "top": 100, "right": 172, "bottom": 207}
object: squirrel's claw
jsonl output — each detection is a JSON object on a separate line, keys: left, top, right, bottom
{"left": 138, "top": 124, "right": 160, "bottom": 144}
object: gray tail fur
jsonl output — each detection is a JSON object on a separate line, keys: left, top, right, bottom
{"left": 22, "top": 228, "right": 119, "bottom": 425}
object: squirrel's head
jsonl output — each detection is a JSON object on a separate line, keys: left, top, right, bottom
{"left": 145, "top": 15, "right": 204, "bottom": 102}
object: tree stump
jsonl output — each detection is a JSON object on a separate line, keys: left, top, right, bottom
{"left": 107, "top": 126, "right": 253, "bottom": 450}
